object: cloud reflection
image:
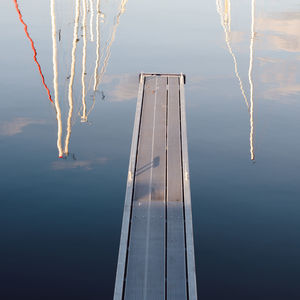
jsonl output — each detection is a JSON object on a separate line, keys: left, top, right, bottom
{"left": 257, "top": 12, "right": 300, "bottom": 52}
{"left": 256, "top": 9, "right": 300, "bottom": 100}
{"left": 0, "top": 118, "right": 44, "bottom": 136}
{"left": 102, "top": 74, "right": 138, "bottom": 101}
{"left": 51, "top": 157, "right": 108, "bottom": 170}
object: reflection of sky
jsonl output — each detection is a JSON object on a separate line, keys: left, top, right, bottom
{"left": 257, "top": 13, "right": 300, "bottom": 52}
{"left": 0, "top": 118, "right": 45, "bottom": 136}
{"left": 255, "top": 8, "right": 300, "bottom": 100}
{"left": 2, "top": 0, "right": 300, "bottom": 299}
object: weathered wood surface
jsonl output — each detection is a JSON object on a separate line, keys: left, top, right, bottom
{"left": 114, "top": 73, "right": 197, "bottom": 300}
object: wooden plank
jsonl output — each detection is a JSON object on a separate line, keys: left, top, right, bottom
{"left": 124, "top": 76, "right": 167, "bottom": 299}
{"left": 167, "top": 77, "right": 187, "bottom": 299}
{"left": 180, "top": 74, "right": 198, "bottom": 300}
{"left": 113, "top": 74, "right": 145, "bottom": 300}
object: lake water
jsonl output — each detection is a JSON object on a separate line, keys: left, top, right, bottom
{"left": 1, "top": 0, "right": 300, "bottom": 299}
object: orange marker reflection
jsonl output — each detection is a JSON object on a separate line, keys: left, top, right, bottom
{"left": 13, "top": 0, "right": 53, "bottom": 103}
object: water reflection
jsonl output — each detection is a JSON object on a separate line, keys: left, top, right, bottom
{"left": 89, "top": 0, "right": 94, "bottom": 42}
{"left": 249, "top": 0, "right": 255, "bottom": 162}
{"left": 14, "top": 0, "right": 54, "bottom": 104}
{"left": 256, "top": 8, "right": 300, "bottom": 100}
{"left": 15, "top": 0, "right": 128, "bottom": 158}
{"left": 64, "top": 0, "right": 80, "bottom": 156}
{"left": 93, "top": 0, "right": 103, "bottom": 92}
{"left": 257, "top": 12, "right": 300, "bottom": 53}
{"left": 50, "top": 0, "right": 63, "bottom": 157}
{"left": 94, "top": 0, "right": 128, "bottom": 90}
{"left": 217, "top": 0, "right": 256, "bottom": 161}
{"left": 0, "top": 118, "right": 45, "bottom": 136}
{"left": 216, "top": 0, "right": 250, "bottom": 110}
{"left": 81, "top": 0, "right": 88, "bottom": 123}
{"left": 224, "top": 0, "right": 231, "bottom": 32}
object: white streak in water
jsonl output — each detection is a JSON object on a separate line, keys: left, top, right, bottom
{"left": 89, "top": 0, "right": 94, "bottom": 41}
{"left": 249, "top": 0, "right": 255, "bottom": 161}
{"left": 216, "top": 0, "right": 249, "bottom": 110}
{"left": 94, "top": 0, "right": 128, "bottom": 90}
{"left": 81, "top": 0, "right": 88, "bottom": 122}
{"left": 225, "top": 0, "right": 231, "bottom": 32}
{"left": 51, "top": 0, "right": 63, "bottom": 158}
{"left": 64, "top": 0, "right": 80, "bottom": 155}
{"left": 93, "top": 0, "right": 101, "bottom": 91}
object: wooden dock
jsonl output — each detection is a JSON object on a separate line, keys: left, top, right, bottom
{"left": 114, "top": 73, "right": 197, "bottom": 300}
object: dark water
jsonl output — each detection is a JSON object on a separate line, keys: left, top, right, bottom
{"left": 1, "top": 0, "right": 300, "bottom": 299}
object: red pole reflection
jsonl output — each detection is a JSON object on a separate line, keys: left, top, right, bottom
{"left": 13, "top": 0, "right": 54, "bottom": 103}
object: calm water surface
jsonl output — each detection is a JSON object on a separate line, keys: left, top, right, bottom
{"left": 1, "top": 0, "right": 300, "bottom": 299}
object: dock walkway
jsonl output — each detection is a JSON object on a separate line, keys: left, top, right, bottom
{"left": 114, "top": 73, "right": 197, "bottom": 300}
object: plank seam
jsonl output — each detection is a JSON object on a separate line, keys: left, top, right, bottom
{"left": 142, "top": 77, "right": 159, "bottom": 299}
{"left": 165, "top": 77, "right": 169, "bottom": 300}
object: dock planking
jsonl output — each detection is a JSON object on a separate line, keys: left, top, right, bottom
{"left": 114, "top": 73, "right": 197, "bottom": 300}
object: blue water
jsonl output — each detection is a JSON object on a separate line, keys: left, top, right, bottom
{"left": 1, "top": 0, "right": 300, "bottom": 299}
